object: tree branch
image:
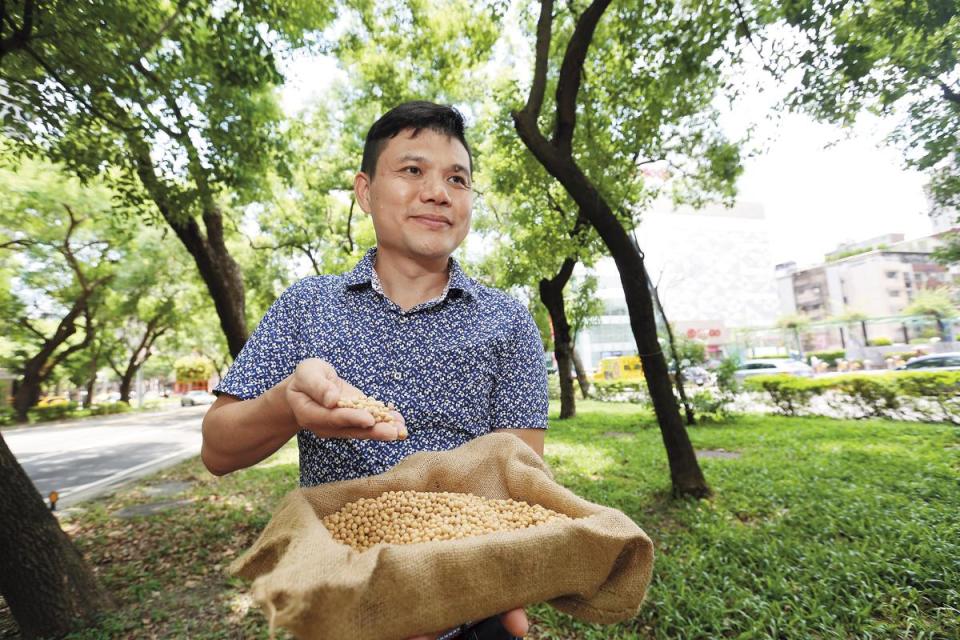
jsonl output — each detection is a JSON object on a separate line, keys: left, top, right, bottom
{"left": 21, "top": 43, "right": 139, "bottom": 132}
{"left": 553, "top": 0, "right": 613, "bottom": 154}
{"left": 17, "top": 317, "right": 47, "bottom": 340}
{"left": 518, "top": 0, "right": 554, "bottom": 125}
{"left": 940, "top": 80, "right": 960, "bottom": 105}
{"left": 0, "top": 0, "right": 35, "bottom": 60}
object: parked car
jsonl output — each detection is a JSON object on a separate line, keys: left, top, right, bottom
{"left": 896, "top": 352, "right": 960, "bottom": 372}
{"left": 734, "top": 359, "right": 814, "bottom": 382}
{"left": 181, "top": 390, "right": 217, "bottom": 406}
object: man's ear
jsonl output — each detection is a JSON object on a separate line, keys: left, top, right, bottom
{"left": 354, "top": 172, "right": 373, "bottom": 214}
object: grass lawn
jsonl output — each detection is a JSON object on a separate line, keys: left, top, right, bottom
{"left": 4, "top": 401, "right": 958, "bottom": 639}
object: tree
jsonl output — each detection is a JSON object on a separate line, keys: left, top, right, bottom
{"left": 777, "top": 314, "right": 811, "bottom": 358}
{"left": 755, "top": 1, "right": 959, "bottom": 219}
{"left": 566, "top": 273, "right": 603, "bottom": 399}
{"left": 0, "top": 433, "right": 115, "bottom": 638}
{"left": 0, "top": 0, "right": 334, "bottom": 357}
{"left": 474, "top": 95, "right": 605, "bottom": 419}
{"left": 0, "top": 157, "right": 121, "bottom": 421}
{"left": 904, "top": 289, "right": 958, "bottom": 340}
{"left": 510, "top": 0, "right": 745, "bottom": 497}
{"left": 0, "top": 157, "right": 114, "bottom": 640}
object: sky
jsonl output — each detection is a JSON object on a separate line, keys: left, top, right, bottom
{"left": 719, "top": 88, "right": 932, "bottom": 269}
{"left": 279, "top": 45, "right": 934, "bottom": 272}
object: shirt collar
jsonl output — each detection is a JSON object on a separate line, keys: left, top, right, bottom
{"left": 343, "top": 247, "right": 476, "bottom": 299}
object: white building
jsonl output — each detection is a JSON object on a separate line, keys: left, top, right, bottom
{"left": 577, "top": 201, "right": 781, "bottom": 368}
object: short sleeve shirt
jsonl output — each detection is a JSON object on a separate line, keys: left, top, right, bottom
{"left": 215, "top": 247, "right": 549, "bottom": 487}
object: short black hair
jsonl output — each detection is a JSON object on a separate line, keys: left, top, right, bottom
{"left": 360, "top": 101, "right": 472, "bottom": 178}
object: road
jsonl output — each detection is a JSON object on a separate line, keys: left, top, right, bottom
{"left": 3, "top": 405, "right": 208, "bottom": 508}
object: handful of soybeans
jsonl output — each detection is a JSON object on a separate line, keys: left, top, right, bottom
{"left": 337, "top": 395, "right": 406, "bottom": 439}
{"left": 322, "top": 490, "right": 571, "bottom": 552}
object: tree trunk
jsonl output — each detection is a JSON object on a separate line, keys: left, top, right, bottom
{"left": 12, "top": 302, "right": 91, "bottom": 422}
{"left": 127, "top": 134, "right": 249, "bottom": 357}
{"left": 571, "top": 343, "right": 591, "bottom": 399}
{"left": 651, "top": 280, "right": 695, "bottom": 425}
{"left": 0, "top": 434, "right": 114, "bottom": 638}
{"left": 539, "top": 258, "right": 578, "bottom": 419}
{"left": 12, "top": 374, "right": 43, "bottom": 424}
{"left": 118, "top": 373, "right": 133, "bottom": 405}
{"left": 84, "top": 340, "right": 101, "bottom": 409}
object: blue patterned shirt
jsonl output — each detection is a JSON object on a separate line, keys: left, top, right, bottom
{"left": 215, "top": 247, "right": 549, "bottom": 488}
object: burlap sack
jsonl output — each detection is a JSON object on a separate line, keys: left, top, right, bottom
{"left": 230, "top": 432, "right": 654, "bottom": 640}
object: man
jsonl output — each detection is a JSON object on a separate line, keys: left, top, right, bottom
{"left": 201, "top": 101, "right": 549, "bottom": 639}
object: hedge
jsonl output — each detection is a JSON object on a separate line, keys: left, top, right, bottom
{"left": 744, "top": 372, "right": 960, "bottom": 423}
{"left": 807, "top": 350, "right": 845, "bottom": 368}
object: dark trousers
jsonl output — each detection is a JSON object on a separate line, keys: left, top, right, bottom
{"left": 458, "top": 616, "right": 522, "bottom": 640}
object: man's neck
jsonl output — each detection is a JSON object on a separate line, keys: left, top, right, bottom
{"left": 373, "top": 248, "right": 451, "bottom": 312}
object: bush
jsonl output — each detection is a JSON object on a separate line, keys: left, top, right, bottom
{"left": 28, "top": 401, "right": 79, "bottom": 422}
{"left": 867, "top": 337, "right": 893, "bottom": 346}
{"left": 746, "top": 371, "right": 960, "bottom": 423}
{"left": 743, "top": 376, "right": 826, "bottom": 416}
{"left": 808, "top": 350, "right": 845, "bottom": 368}
{"left": 689, "top": 389, "right": 737, "bottom": 422}
{"left": 592, "top": 380, "right": 647, "bottom": 404}
{"left": 828, "top": 375, "right": 899, "bottom": 419}
{"left": 547, "top": 373, "right": 560, "bottom": 400}
{"left": 90, "top": 401, "right": 133, "bottom": 416}
{"left": 895, "top": 371, "right": 960, "bottom": 423}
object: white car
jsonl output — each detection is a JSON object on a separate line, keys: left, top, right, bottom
{"left": 181, "top": 390, "right": 217, "bottom": 406}
{"left": 734, "top": 359, "right": 814, "bottom": 382}
{"left": 897, "top": 352, "right": 960, "bottom": 372}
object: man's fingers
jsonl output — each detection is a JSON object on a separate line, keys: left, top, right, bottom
{"left": 499, "top": 609, "right": 529, "bottom": 636}
{"left": 308, "top": 421, "right": 404, "bottom": 442}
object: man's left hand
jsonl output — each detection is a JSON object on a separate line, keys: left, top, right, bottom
{"left": 405, "top": 608, "right": 529, "bottom": 640}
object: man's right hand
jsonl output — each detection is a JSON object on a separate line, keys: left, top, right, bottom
{"left": 286, "top": 358, "right": 406, "bottom": 441}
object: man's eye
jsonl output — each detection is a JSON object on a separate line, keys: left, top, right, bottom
{"left": 449, "top": 176, "right": 469, "bottom": 186}
{"left": 403, "top": 166, "right": 421, "bottom": 175}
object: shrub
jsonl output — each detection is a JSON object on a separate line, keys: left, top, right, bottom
{"left": 808, "top": 350, "right": 845, "bottom": 368}
{"left": 592, "top": 380, "right": 647, "bottom": 404}
{"left": 867, "top": 337, "right": 893, "bottom": 346}
{"left": 689, "top": 389, "right": 736, "bottom": 422}
{"left": 715, "top": 356, "right": 741, "bottom": 395}
{"left": 28, "top": 401, "right": 79, "bottom": 422}
{"left": 90, "top": 402, "right": 133, "bottom": 416}
{"left": 746, "top": 371, "right": 960, "bottom": 423}
{"left": 829, "top": 375, "right": 900, "bottom": 419}
{"left": 547, "top": 373, "right": 560, "bottom": 400}
{"left": 743, "top": 376, "right": 824, "bottom": 416}
{"left": 895, "top": 372, "right": 960, "bottom": 424}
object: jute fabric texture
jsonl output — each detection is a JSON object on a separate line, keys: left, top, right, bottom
{"left": 230, "top": 433, "right": 655, "bottom": 640}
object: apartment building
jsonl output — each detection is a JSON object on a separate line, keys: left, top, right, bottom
{"left": 776, "top": 231, "right": 954, "bottom": 341}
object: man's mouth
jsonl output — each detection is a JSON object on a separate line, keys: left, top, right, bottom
{"left": 411, "top": 215, "right": 452, "bottom": 228}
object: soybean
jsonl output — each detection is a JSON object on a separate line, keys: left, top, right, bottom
{"left": 337, "top": 395, "right": 405, "bottom": 439}
{"left": 322, "top": 490, "right": 571, "bottom": 552}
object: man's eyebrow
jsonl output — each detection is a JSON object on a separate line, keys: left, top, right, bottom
{"left": 396, "top": 154, "right": 470, "bottom": 177}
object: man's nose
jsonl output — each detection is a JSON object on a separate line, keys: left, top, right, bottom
{"left": 420, "top": 173, "right": 451, "bottom": 205}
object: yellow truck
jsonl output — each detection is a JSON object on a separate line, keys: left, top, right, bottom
{"left": 592, "top": 355, "right": 644, "bottom": 383}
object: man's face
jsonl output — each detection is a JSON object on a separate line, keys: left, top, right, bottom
{"left": 355, "top": 128, "right": 473, "bottom": 263}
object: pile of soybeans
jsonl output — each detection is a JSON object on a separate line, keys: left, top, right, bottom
{"left": 322, "top": 490, "right": 571, "bottom": 552}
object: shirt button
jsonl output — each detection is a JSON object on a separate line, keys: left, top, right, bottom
{"left": 392, "top": 371, "right": 403, "bottom": 380}
{"left": 399, "top": 316, "right": 409, "bottom": 324}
